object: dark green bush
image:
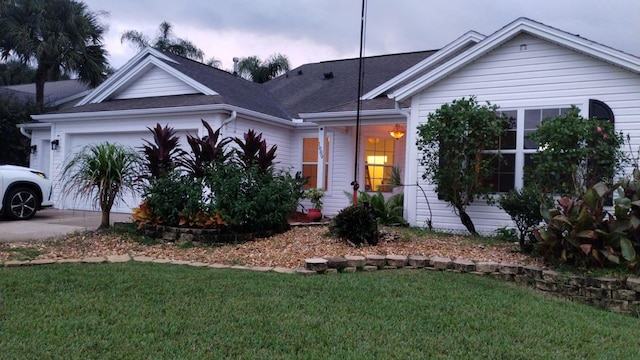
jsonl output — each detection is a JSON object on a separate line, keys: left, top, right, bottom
{"left": 204, "top": 163, "right": 298, "bottom": 235}
{"left": 143, "top": 170, "right": 203, "bottom": 227}
{"left": 330, "top": 203, "right": 378, "bottom": 246}
{"left": 498, "top": 185, "right": 552, "bottom": 252}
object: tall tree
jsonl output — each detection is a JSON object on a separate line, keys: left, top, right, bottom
{"left": 121, "top": 21, "right": 204, "bottom": 61}
{"left": 0, "top": 0, "right": 109, "bottom": 110}
{"left": 237, "top": 53, "right": 290, "bottom": 83}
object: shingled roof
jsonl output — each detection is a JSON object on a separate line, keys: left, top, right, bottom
{"left": 43, "top": 49, "right": 437, "bottom": 120}
{"left": 1, "top": 80, "right": 89, "bottom": 106}
{"left": 264, "top": 50, "right": 436, "bottom": 117}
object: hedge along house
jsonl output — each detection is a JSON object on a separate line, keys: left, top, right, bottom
{"left": 19, "top": 17, "right": 640, "bottom": 233}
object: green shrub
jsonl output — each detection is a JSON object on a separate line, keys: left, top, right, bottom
{"left": 204, "top": 163, "right": 298, "bottom": 235}
{"left": 330, "top": 203, "right": 378, "bottom": 246}
{"left": 498, "top": 185, "right": 552, "bottom": 252}
{"left": 143, "top": 170, "right": 204, "bottom": 227}
{"left": 535, "top": 180, "right": 639, "bottom": 271}
{"left": 346, "top": 191, "right": 408, "bottom": 226}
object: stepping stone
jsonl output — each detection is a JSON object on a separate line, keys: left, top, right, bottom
{"left": 386, "top": 255, "right": 408, "bottom": 268}
{"left": 151, "top": 258, "right": 172, "bottom": 264}
{"left": 325, "top": 257, "right": 348, "bottom": 270}
{"left": 57, "top": 258, "right": 82, "bottom": 264}
{"left": 132, "top": 256, "right": 154, "bottom": 262}
{"left": 251, "top": 266, "right": 274, "bottom": 272}
{"left": 408, "top": 255, "right": 429, "bottom": 267}
{"left": 209, "top": 263, "right": 231, "bottom": 269}
{"left": 30, "top": 259, "right": 56, "bottom": 265}
{"left": 342, "top": 267, "right": 357, "bottom": 273}
{"left": 230, "top": 265, "right": 252, "bottom": 270}
{"left": 188, "top": 262, "right": 209, "bottom": 267}
{"left": 626, "top": 277, "right": 640, "bottom": 291}
{"left": 305, "top": 258, "right": 328, "bottom": 272}
{"left": 82, "top": 257, "right": 106, "bottom": 263}
{"left": 296, "top": 268, "right": 317, "bottom": 276}
{"left": 107, "top": 255, "right": 130, "bottom": 263}
{"left": 362, "top": 265, "right": 378, "bottom": 272}
{"left": 324, "top": 268, "right": 338, "bottom": 274}
{"left": 453, "top": 259, "right": 475, "bottom": 272}
{"left": 272, "top": 267, "right": 295, "bottom": 274}
{"left": 171, "top": 260, "right": 192, "bottom": 265}
{"left": 499, "top": 263, "right": 522, "bottom": 275}
{"left": 475, "top": 261, "right": 499, "bottom": 273}
{"left": 344, "top": 255, "right": 366, "bottom": 268}
{"left": 429, "top": 256, "right": 452, "bottom": 270}
{"left": 3, "top": 260, "right": 27, "bottom": 267}
{"left": 365, "top": 255, "right": 386, "bottom": 267}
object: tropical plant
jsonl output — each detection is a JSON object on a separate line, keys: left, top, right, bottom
{"left": 61, "top": 142, "right": 141, "bottom": 229}
{"left": 183, "top": 120, "right": 229, "bottom": 178}
{"left": 232, "top": 129, "right": 277, "bottom": 173}
{"left": 237, "top": 53, "right": 290, "bottom": 83}
{"left": 329, "top": 203, "right": 379, "bottom": 246}
{"left": 348, "top": 190, "right": 408, "bottom": 226}
{"left": 140, "top": 124, "right": 185, "bottom": 179}
{"left": 120, "top": 21, "right": 204, "bottom": 61}
{"left": 525, "top": 106, "right": 626, "bottom": 197}
{"left": 303, "top": 187, "right": 325, "bottom": 210}
{"left": 498, "top": 185, "right": 552, "bottom": 252}
{"left": 141, "top": 169, "right": 204, "bottom": 228}
{"left": 535, "top": 179, "right": 639, "bottom": 271}
{"left": 0, "top": 0, "right": 109, "bottom": 110}
{"left": 416, "top": 96, "right": 508, "bottom": 235}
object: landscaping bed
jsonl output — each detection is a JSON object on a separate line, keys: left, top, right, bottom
{"left": 0, "top": 224, "right": 542, "bottom": 269}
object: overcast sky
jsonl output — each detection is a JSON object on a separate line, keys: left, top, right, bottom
{"left": 81, "top": 0, "right": 640, "bottom": 71}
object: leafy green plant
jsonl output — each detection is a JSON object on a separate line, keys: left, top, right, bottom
{"left": 526, "top": 107, "right": 626, "bottom": 197}
{"left": 494, "top": 227, "right": 518, "bottom": 243}
{"left": 416, "top": 96, "right": 508, "bottom": 235}
{"left": 141, "top": 170, "right": 204, "bottom": 227}
{"left": 329, "top": 203, "right": 379, "bottom": 246}
{"left": 498, "top": 185, "right": 552, "bottom": 252}
{"left": 535, "top": 181, "right": 639, "bottom": 270}
{"left": 303, "top": 187, "right": 325, "bottom": 210}
{"left": 345, "top": 190, "right": 408, "bottom": 226}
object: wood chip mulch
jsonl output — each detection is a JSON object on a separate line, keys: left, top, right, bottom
{"left": 0, "top": 225, "right": 544, "bottom": 269}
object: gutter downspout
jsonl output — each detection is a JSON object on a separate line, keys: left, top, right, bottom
{"left": 19, "top": 126, "right": 32, "bottom": 139}
{"left": 220, "top": 110, "right": 237, "bottom": 135}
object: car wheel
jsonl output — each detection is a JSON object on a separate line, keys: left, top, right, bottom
{"left": 4, "top": 187, "right": 39, "bottom": 220}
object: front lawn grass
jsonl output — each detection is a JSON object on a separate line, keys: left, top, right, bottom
{"left": 1, "top": 263, "right": 638, "bottom": 359}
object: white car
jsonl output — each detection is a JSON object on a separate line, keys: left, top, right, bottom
{"left": 0, "top": 165, "right": 53, "bottom": 220}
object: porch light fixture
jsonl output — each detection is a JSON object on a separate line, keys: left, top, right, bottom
{"left": 30, "top": 145, "right": 37, "bottom": 154}
{"left": 51, "top": 139, "right": 59, "bottom": 150}
{"left": 389, "top": 124, "right": 405, "bottom": 139}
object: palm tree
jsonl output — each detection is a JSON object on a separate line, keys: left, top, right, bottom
{"left": 0, "top": 0, "right": 109, "bottom": 110}
{"left": 237, "top": 54, "right": 290, "bottom": 83}
{"left": 121, "top": 21, "right": 204, "bottom": 61}
{"left": 61, "top": 142, "right": 142, "bottom": 229}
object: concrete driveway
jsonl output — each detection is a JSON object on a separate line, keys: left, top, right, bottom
{"left": 0, "top": 209, "right": 132, "bottom": 243}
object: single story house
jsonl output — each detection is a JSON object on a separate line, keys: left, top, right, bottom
{"left": 20, "top": 17, "right": 640, "bottom": 234}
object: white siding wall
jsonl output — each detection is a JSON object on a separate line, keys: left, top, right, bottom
{"left": 222, "top": 118, "right": 293, "bottom": 170}
{"left": 113, "top": 67, "right": 200, "bottom": 99}
{"left": 409, "top": 34, "right": 640, "bottom": 234}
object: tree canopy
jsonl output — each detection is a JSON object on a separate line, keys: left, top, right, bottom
{"left": 0, "top": 0, "right": 109, "bottom": 110}
{"left": 121, "top": 21, "right": 205, "bottom": 62}
{"left": 237, "top": 54, "right": 290, "bottom": 83}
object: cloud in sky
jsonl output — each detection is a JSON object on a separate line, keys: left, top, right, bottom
{"left": 83, "top": 0, "right": 640, "bottom": 71}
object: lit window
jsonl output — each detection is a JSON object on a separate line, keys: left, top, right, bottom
{"left": 365, "top": 138, "right": 394, "bottom": 192}
{"left": 302, "top": 137, "right": 328, "bottom": 189}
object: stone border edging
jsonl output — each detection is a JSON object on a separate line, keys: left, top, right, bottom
{"left": 3, "top": 253, "right": 639, "bottom": 316}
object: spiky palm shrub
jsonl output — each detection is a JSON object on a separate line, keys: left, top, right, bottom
{"left": 61, "top": 142, "right": 142, "bottom": 229}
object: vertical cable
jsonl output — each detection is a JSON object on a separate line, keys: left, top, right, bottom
{"left": 352, "top": 0, "right": 367, "bottom": 204}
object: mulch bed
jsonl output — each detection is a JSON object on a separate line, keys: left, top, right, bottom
{"left": 0, "top": 221, "right": 543, "bottom": 269}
